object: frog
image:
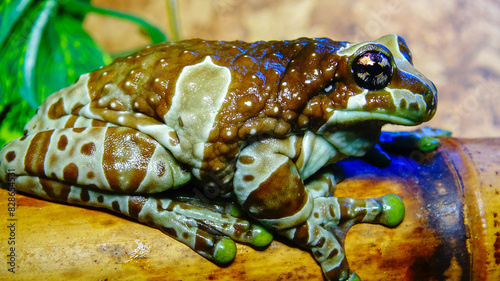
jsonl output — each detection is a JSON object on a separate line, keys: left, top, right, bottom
{"left": 0, "top": 34, "right": 437, "bottom": 281}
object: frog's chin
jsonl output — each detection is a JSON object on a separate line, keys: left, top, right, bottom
{"left": 317, "top": 110, "right": 420, "bottom": 157}
{"left": 317, "top": 120, "right": 383, "bottom": 157}
{"left": 324, "top": 110, "right": 420, "bottom": 126}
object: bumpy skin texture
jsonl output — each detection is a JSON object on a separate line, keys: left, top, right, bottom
{"left": 0, "top": 35, "right": 436, "bottom": 280}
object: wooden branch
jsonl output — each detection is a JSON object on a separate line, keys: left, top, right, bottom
{"left": 1, "top": 138, "right": 499, "bottom": 280}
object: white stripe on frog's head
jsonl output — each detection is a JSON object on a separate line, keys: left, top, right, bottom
{"left": 327, "top": 34, "right": 437, "bottom": 127}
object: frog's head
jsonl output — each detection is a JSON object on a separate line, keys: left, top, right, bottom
{"left": 309, "top": 35, "right": 437, "bottom": 155}
{"left": 324, "top": 34, "right": 436, "bottom": 126}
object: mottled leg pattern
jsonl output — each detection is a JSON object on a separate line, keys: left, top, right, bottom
{"left": 234, "top": 133, "right": 404, "bottom": 281}
{"left": 0, "top": 126, "right": 192, "bottom": 193}
{"left": 10, "top": 175, "right": 271, "bottom": 263}
{"left": 0, "top": 127, "right": 272, "bottom": 263}
{"left": 281, "top": 195, "right": 404, "bottom": 280}
{"left": 303, "top": 166, "right": 343, "bottom": 198}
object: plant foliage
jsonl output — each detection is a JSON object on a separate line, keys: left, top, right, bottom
{"left": 0, "top": 0, "right": 167, "bottom": 147}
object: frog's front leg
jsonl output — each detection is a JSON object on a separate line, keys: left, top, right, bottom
{"left": 11, "top": 175, "right": 271, "bottom": 263}
{"left": 234, "top": 132, "right": 404, "bottom": 281}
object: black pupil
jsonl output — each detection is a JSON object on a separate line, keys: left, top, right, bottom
{"left": 352, "top": 51, "right": 392, "bottom": 91}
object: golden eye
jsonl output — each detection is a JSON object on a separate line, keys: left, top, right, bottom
{"left": 352, "top": 51, "right": 393, "bottom": 91}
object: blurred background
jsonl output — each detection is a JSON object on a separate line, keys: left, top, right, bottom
{"left": 2, "top": 0, "right": 499, "bottom": 142}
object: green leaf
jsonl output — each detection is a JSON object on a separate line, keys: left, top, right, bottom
{"left": 0, "top": 0, "right": 49, "bottom": 147}
{"left": 21, "top": 0, "right": 57, "bottom": 109}
{"left": 0, "top": 0, "right": 34, "bottom": 48}
{"left": 0, "top": 0, "right": 167, "bottom": 148}
{"left": 34, "top": 12, "right": 111, "bottom": 102}
{"left": 0, "top": 1, "right": 110, "bottom": 148}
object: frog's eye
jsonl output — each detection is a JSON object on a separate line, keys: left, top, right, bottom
{"left": 352, "top": 51, "right": 393, "bottom": 91}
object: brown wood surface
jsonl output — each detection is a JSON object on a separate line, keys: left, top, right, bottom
{"left": 0, "top": 138, "right": 499, "bottom": 280}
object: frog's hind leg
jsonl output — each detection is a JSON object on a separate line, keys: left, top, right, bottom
{"left": 0, "top": 126, "right": 191, "bottom": 194}
{"left": 280, "top": 195, "right": 404, "bottom": 280}
{"left": 11, "top": 175, "right": 270, "bottom": 263}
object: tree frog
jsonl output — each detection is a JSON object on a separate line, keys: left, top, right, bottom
{"left": 0, "top": 34, "right": 436, "bottom": 281}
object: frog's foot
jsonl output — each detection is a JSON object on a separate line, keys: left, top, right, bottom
{"left": 12, "top": 175, "right": 272, "bottom": 264}
{"left": 280, "top": 194, "right": 404, "bottom": 281}
{"left": 379, "top": 127, "right": 451, "bottom": 152}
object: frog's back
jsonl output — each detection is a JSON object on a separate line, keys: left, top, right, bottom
{"left": 25, "top": 38, "right": 345, "bottom": 179}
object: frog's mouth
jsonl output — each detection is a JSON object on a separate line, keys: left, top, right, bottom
{"left": 323, "top": 84, "right": 437, "bottom": 127}
{"left": 324, "top": 110, "right": 419, "bottom": 126}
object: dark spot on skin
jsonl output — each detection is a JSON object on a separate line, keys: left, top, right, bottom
{"left": 400, "top": 99, "right": 407, "bottom": 108}
{"left": 63, "top": 163, "right": 79, "bottom": 183}
{"left": 161, "top": 226, "right": 177, "bottom": 237}
{"left": 72, "top": 128, "right": 85, "bottom": 133}
{"left": 128, "top": 196, "right": 147, "bottom": 219}
{"left": 5, "top": 151, "right": 16, "bottom": 162}
{"left": 243, "top": 161, "right": 307, "bottom": 219}
{"left": 238, "top": 156, "right": 255, "bottom": 165}
{"left": 40, "top": 178, "right": 71, "bottom": 201}
{"left": 364, "top": 93, "right": 396, "bottom": 112}
{"left": 329, "top": 205, "right": 336, "bottom": 218}
{"left": 81, "top": 142, "right": 96, "bottom": 156}
{"left": 25, "top": 131, "right": 53, "bottom": 177}
{"left": 243, "top": 175, "right": 254, "bottom": 182}
{"left": 168, "top": 131, "right": 180, "bottom": 146}
{"left": 178, "top": 116, "right": 184, "bottom": 127}
{"left": 20, "top": 135, "right": 27, "bottom": 141}
{"left": 87, "top": 171, "right": 94, "bottom": 179}
{"left": 97, "top": 195, "right": 104, "bottom": 203}
{"left": 47, "top": 98, "right": 66, "bottom": 120}
{"left": 103, "top": 127, "right": 156, "bottom": 193}
{"left": 293, "top": 223, "right": 310, "bottom": 246}
{"left": 57, "top": 135, "right": 68, "bottom": 151}
{"left": 64, "top": 115, "right": 78, "bottom": 128}
{"left": 233, "top": 220, "right": 249, "bottom": 237}
{"left": 156, "top": 162, "right": 166, "bottom": 177}
{"left": 183, "top": 232, "right": 189, "bottom": 239}
{"left": 495, "top": 232, "right": 500, "bottom": 264}
{"left": 81, "top": 189, "right": 90, "bottom": 202}
{"left": 71, "top": 103, "right": 84, "bottom": 114}
{"left": 314, "top": 212, "right": 319, "bottom": 218}
{"left": 327, "top": 248, "right": 340, "bottom": 260}
{"left": 91, "top": 119, "right": 108, "bottom": 127}
{"left": 194, "top": 229, "right": 211, "bottom": 254}
{"left": 409, "top": 102, "right": 419, "bottom": 111}
{"left": 315, "top": 237, "right": 325, "bottom": 248}
{"left": 112, "top": 201, "right": 120, "bottom": 212}
{"left": 323, "top": 259, "right": 349, "bottom": 281}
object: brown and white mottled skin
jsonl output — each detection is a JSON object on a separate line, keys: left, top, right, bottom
{"left": 0, "top": 35, "right": 436, "bottom": 280}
